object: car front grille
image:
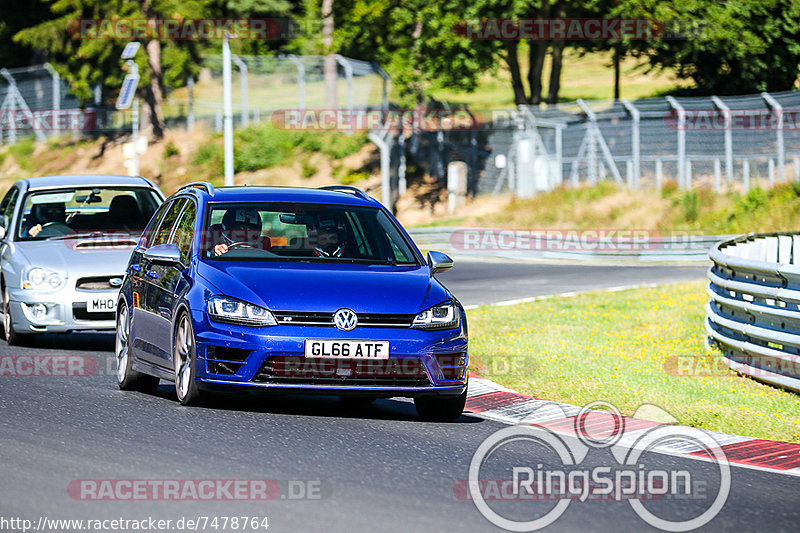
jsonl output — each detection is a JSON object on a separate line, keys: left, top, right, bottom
{"left": 75, "top": 276, "right": 123, "bottom": 291}
{"left": 205, "top": 345, "right": 252, "bottom": 376}
{"left": 252, "top": 356, "right": 431, "bottom": 387}
{"left": 271, "top": 311, "right": 415, "bottom": 328}
{"left": 435, "top": 352, "right": 467, "bottom": 381}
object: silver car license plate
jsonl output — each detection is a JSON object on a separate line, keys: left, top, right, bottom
{"left": 87, "top": 297, "right": 116, "bottom": 313}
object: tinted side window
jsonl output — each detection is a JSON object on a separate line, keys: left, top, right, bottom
{"left": 151, "top": 198, "right": 188, "bottom": 248}
{"left": 140, "top": 199, "right": 173, "bottom": 248}
{"left": 169, "top": 201, "right": 196, "bottom": 263}
{"left": 0, "top": 188, "right": 18, "bottom": 225}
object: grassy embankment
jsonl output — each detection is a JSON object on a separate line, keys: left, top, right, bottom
{"left": 468, "top": 281, "right": 800, "bottom": 443}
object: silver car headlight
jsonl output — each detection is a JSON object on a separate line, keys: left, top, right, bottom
{"left": 412, "top": 301, "right": 460, "bottom": 330}
{"left": 207, "top": 295, "right": 277, "bottom": 326}
{"left": 23, "top": 267, "right": 65, "bottom": 290}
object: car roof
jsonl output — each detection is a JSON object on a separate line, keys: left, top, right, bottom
{"left": 19, "top": 175, "right": 159, "bottom": 191}
{"left": 190, "top": 185, "right": 379, "bottom": 207}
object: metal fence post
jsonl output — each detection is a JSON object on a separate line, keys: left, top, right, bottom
{"left": 743, "top": 159, "right": 750, "bottom": 191}
{"left": 769, "top": 158, "right": 775, "bottom": 187}
{"left": 762, "top": 92, "right": 785, "bottom": 183}
{"left": 368, "top": 130, "right": 392, "bottom": 210}
{"left": 711, "top": 96, "right": 733, "bottom": 184}
{"left": 620, "top": 98, "right": 640, "bottom": 188}
{"left": 580, "top": 103, "right": 597, "bottom": 184}
{"left": 232, "top": 55, "right": 248, "bottom": 127}
{"left": 0, "top": 68, "right": 45, "bottom": 143}
{"left": 577, "top": 98, "right": 622, "bottom": 186}
{"left": 43, "top": 63, "right": 60, "bottom": 138}
{"left": 222, "top": 33, "right": 234, "bottom": 185}
{"left": 795, "top": 156, "right": 800, "bottom": 182}
{"left": 656, "top": 159, "right": 663, "bottom": 189}
{"left": 372, "top": 61, "right": 390, "bottom": 110}
{"left": 288, "top": 55, "right": 305, "bottom": 110}
{"left": 686, "top": 159, "right": 692, "bottom": 189}
{"left": 398, "top": 129, "right": 407, "bottom": 195}
{"left": 335, "top": 55, "right": 353, "bottom": 112}
{"left": 187, "top": 75, "right": 195, "bottom": 132}
{"left": 666, "top": 96, "right": 686, "bottom": 189}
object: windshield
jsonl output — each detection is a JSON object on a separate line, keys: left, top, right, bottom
{"left": 16, "top": 187, "right": 162, "bottom": 240}
{"left": 202, "top": 203, "right": 420, "bottom": 265}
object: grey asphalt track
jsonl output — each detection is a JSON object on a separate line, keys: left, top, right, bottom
{"left": 1, "top": 260, "right": 796, "bottom": 533}
{"left": 435, "top": 259, "right": 708, "bottom": 306}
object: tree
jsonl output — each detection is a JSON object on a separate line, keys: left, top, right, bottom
{"left": 322, "top": 0, "right": 337, "bottom": 107}
{"left": 331, "top": 0, "right": 589, "bottom": 107}
{"left": 16, "top": 0, "right": 211, "bottom": 140}
{"left": 15, "top": 0, "right": 294, "bottom": 140}
{"left": 614, "top": 0, "right": 800, "bottom": 95}
{"left": 330, "top": 0, "right": 499, "bottom": 106}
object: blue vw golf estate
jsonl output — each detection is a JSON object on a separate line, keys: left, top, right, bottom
{"left": 115, "top": 183, "right": 468, "bottom": 421}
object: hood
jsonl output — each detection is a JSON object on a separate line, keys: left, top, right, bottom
{"left": 196, "top": 260, "right": 450, "bottom": 314}
{"left": 14, "top": 239, "right": 135, "bottom": 277}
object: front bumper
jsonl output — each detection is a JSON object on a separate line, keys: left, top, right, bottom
{"left": 190, "top": 307, "right": 469, "bottom": 398}
{"left": 7, "top": 286, "right": 119, "bottom": 333}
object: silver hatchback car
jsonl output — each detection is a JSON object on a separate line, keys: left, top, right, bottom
{"left": 0, "top": 175, "right": 165, "bottom": 344}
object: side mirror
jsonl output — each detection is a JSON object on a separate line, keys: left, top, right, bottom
{"left": 0, "top": 226, "right": 6, "bottom": 240}
{"left": 427, "top": 250, "right": 454, "bottom": 275}
{"left": 143, "top": 243, "right": 182, "bottom": 265}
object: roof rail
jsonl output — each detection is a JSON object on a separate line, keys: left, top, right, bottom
{"left": 318, "top": 185, "right": 370, "bottom": 200}
{"left": 179, "top": 181, "right": 215, "bottom": 196}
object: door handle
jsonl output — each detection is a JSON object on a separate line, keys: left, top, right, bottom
{"left": 146, "top": 270, "right": 158, "bottom": 279}
{"left": 130, "top": 264, "right": 141, "bottom": 272}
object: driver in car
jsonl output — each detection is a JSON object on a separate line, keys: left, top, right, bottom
{"left": 211, "top": 208, "right": 263, "bottom": 256}
{"left": 309, "top": 216, "right": 347, "bottom": 258}
{"left": 25, "top": 202, "right": 68, "bottom": 237}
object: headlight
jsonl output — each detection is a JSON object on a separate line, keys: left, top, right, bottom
{"left": 207, "top": 295, "right": 277, "bottom": 326}
{"left": 23, "top": 268, "right": 65, "bottom": 290}
{"left": 412, "top": 301, "right": 460, "bottom": 330}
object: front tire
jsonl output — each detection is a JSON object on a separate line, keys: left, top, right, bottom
{"left": 3, "top": 286, "right": 29, "bottom": 346}
{"left": 414, "top": 389, "right": 467, "bottom": 422}
{"left": 116, "top": 303, "right": 159, "bottom": 393}
{"left": 174, "top": 312, "right": 203, "bottom": 406}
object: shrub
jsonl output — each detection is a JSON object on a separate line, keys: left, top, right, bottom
{"left": 163, "top": 141, "right": 180, "bottom": 159}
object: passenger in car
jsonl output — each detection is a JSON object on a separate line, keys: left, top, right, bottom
{"left": 108, "top": 195, "right": 143, "bottom": 232}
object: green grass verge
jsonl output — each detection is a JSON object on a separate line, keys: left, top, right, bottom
{"left": 467, "top": 280, "right": 800, "bottom": 443}
{"left": 191, "top": 122, "right": 368, "bottom": 176}
{"left": 413, "top": 181, "right": 800, "bottom": 235}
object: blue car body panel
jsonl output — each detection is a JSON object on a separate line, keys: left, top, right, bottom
{"left": 120, "top": 185, "right": 468, "bottom": 398}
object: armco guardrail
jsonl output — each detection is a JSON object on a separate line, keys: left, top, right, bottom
{"left": 706, "top": 232, "right": 800, "bottom": 392}
{"left": 408, "top": 227, "right": 730, "bottom": 262}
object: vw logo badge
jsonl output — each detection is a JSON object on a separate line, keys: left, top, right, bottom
{"left": 333, "top": 308, "right": 358, "bottom": 331}
{"left": 109, "top": 277, "right": 124, "bottom": 287}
